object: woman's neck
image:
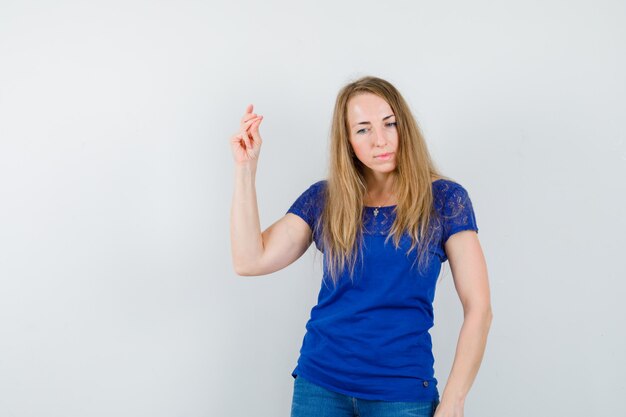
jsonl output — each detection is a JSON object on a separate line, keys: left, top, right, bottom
{"left": 363, "top": 174, "right": 441, "bottom": 206}
{"left": 364, "top": 173, "right": 397, "bottom": 205}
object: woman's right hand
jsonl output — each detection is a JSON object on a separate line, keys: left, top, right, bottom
{"left": 231, "top": 104, "right": 263, "bottom": 166}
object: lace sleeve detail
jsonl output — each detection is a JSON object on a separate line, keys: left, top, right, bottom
{"left": 441, "top": 182, "right": 479, "bottom": 244}
{"left": 285, "top": 180, "right": 325, "bottom": 232}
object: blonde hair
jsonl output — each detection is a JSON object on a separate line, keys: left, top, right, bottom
{"left": 314, "top": 75, "right": 453, "bottom": 287}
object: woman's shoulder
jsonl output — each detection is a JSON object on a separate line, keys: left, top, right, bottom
{"left": 432, "top": 176, "right": 462, "bottom": 192}
{"left": 431, "top": 177, "right": 472, "bottom": 206}
{"left": 305, "top": 179, "right": 327, "bottom": 196}
{"left": 296, "top": 179, "right": 327, "bottom": 203}
{"left": 312, "top": 179, "right": 328, "bottom": 188}
{"left": 431, "top": 177, "right": 477, "bottom": 220}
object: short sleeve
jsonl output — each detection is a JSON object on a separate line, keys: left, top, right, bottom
{"left": 285, "top": 180, "right": 325, "bottom": 232}
{"left": 441, "top": 182, "right": 479, "bottom": 244}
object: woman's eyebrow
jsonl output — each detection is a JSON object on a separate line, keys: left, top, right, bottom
{"left": 352, "top": 114, "right": 395, "bottom": 128}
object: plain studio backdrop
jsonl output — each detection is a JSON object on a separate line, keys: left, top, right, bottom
{"left": 1, "top": 1, "right": 625, "bottom": 416}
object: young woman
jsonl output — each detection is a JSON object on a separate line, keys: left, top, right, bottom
{"left": 230, "top": 76, "right": 492, "bottom": 417}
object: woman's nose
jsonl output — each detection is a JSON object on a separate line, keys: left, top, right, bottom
{"left": 373, "top": 127, "right": 387, "bottom": 145}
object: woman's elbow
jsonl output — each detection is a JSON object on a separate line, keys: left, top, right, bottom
{"left": 233, "top": 262, "right": 255, "bottom": 276}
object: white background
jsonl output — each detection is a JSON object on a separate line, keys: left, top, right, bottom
{"left": 1, "top": 1, "right": 625, "bottom": 416}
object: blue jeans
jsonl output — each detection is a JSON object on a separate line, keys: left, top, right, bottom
{"left": 290, "top": 375, "right": 440, "bottom": 417}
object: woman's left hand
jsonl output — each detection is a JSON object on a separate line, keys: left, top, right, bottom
{"left": 433, "top": 399, "right": 464, "bottom": 417}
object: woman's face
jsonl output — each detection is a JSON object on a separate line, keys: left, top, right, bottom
{"left": 346, "top": 93, "right": 398, "bottom": 176}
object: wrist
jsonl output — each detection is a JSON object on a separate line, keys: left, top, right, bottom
{"left": 234, "top": 161, "right": 258, "bottom": 175}
{"left": 440, "top": 390, "right": 466, "bottom": 407}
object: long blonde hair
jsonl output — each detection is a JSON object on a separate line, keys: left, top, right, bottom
{"left": 313, "top": 75, "right": 453, "bottom": 287}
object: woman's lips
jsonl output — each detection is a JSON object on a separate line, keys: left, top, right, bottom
{"left": 375, "top": 152, "right": 393, "bottom": 160}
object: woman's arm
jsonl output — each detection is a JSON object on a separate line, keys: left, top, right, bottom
{"left": 230, "top": 163, "right": 264, "bottom": 274}
{"left": 229, "top": 105, "right": 264, "bottom": 274}
{"left": 230, "top": 162, "right": 312, "bottom": 276}
{"left": 435, "top": 230, "right": 492, "bottom": 417}
{"left": 229, "top": 105, "right": 312, "bottom": 276}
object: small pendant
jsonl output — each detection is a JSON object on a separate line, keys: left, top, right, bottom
{"left": 373, "top": 207, "right": 379, "bottom": 217}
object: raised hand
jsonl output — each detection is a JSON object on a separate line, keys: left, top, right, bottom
{"left": 231, "top": 104, "right": 263, "bottom": 165}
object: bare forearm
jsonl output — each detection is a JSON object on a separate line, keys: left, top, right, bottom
{"left": 440, "top": 310, "right": 492, "bottom": 405}
{"left": 230, "top": 163, "right": 263, "bottom": 274}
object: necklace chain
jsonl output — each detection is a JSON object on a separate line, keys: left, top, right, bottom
{"left": 367, "top": 189, "right": 393, "bottom": 217}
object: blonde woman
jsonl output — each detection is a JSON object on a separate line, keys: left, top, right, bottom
{"left": 230, "top": 76, "right": 492, "bottom": 417}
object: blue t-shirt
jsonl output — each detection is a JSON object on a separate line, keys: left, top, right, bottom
{"left": 285, "top": 178, "right": 479, "bottom": 401}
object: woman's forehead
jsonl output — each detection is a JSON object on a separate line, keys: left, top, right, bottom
{"left": 347, "top": 93, "right": 393, "bottom": 120}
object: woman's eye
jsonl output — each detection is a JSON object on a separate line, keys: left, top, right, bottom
{"left": 356, "top": 122, "right": 396, "bottom": 135}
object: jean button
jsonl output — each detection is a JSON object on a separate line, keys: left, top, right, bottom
{"left": 423, "top": 380, "right": 429, "bottom": 387}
